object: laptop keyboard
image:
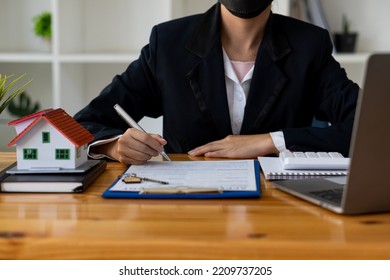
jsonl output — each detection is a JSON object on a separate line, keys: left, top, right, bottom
{"left": 310, "top": 188, "right": 343, "bottom": 205}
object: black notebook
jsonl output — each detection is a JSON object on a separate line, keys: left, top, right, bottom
{"left": 0, "top": 160, "right": 106, "bottom": 193}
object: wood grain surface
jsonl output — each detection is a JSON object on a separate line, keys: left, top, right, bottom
{"left": 1, "top": 152, "right": 389, "bottom": 260}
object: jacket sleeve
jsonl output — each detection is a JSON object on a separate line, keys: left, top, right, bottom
{"left": 73, "top": 26, "right": 162, "bottom": 142}
{"left": 282, "top": 30, "right": 360, "bottom": 157}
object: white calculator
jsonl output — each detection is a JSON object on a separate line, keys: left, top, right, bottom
{"left": 279, "top": 151, "right": 350, "bottom": 170}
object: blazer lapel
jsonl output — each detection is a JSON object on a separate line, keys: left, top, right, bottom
{"left": 241, "top": 13, "right": 292, "bottom": 134}
{"left": 241, "top": 47, "right": 288, "bottom": 133}
{"left": 185, "top": 4, "right": 232, "bottom": 138}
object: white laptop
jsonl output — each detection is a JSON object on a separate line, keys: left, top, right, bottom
{"left": 273, "top": 54, "right": 390, "bottom": 214}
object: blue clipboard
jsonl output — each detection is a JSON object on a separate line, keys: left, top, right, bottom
{"left": 102, "top": 160, "right": 261, "bottom": 199}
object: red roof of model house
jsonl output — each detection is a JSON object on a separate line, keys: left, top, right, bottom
{"left": 8, "top": 108, "right": 94, "bottom": 147}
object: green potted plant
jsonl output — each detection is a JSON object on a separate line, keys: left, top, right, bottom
{"left": 0, "top": 74, "right": 32, "bottom": 115}
{"left": 33, "top": 11, "right": 52, "bottom": 50}
{"left": 334, "top": 14, "right": 358, "bottom": 53}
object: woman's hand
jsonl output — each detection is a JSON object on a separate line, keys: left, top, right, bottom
{"left": 188, "top": 134, "right": 278, "bottom": 159}
{"left": 92, "top": 128, "right": 167, "bottom": 165}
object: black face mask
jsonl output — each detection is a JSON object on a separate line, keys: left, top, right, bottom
{"left": 219, "top": 0, "right": 273, "bottom": 19}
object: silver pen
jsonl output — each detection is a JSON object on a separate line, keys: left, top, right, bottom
{"left": 113, "top": 104, "right": 172, "bottom": 161}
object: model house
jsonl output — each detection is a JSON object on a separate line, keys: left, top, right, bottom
{"left": 8, "top": 108, "right": 94, "bottom": 170}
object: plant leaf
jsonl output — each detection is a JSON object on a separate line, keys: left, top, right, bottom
{"left": 0, "top": 73, "right": 33, "bottom": 114}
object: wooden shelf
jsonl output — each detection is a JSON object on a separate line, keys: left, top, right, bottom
{"left": 333, "top": 53, "right": 371, "bottom": 64}
{"left": 0, "top": 53, "right": 53, "bottom": 63}
{"left": 58, "top": 53, "right": 139, "bottom": 63}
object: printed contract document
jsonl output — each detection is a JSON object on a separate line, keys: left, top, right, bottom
{"left": 110, "top": 160, "right": 257, "bottom": 192}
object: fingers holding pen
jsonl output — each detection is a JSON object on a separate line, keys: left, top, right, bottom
{"left": 117, "top": 128, "right": 167, "bottom": 164}
{"left": 112, "top": 104, "right": 169, "bottom": 164}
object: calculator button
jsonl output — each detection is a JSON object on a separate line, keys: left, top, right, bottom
{"left": 317, "top": 152, "right": 331, "bottom": 158}
{"left": 305, "top": 152, "right": 319, "bottom": 158}
{"left": 328, "top": 152, "right": 343, "bottom": 158}
{"left": 293, "top": 152, "right": 306, "bottom": 158}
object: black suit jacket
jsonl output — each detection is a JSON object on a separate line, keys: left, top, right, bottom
{"left": 74, "top": 4, "right": 359, "bottom": 156}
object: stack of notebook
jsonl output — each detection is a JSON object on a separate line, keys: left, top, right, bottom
{"left": 0, "top": 160, "right": 106, "bottom": 193}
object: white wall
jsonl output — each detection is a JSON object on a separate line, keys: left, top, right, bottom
{"left": 322, "top": 0, "right": 390, "bottom": 52}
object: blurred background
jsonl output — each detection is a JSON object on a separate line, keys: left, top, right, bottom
{"left": 1, "top": 0, "right": 389, "bottom": 151}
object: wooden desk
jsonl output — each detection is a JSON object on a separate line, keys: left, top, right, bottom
{"left": 1, "top": 152, "right": 390, "bottom": 260}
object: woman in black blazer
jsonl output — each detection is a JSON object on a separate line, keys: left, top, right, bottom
{"left": 74, "top": 0, "right": 359, "bottom": 165}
